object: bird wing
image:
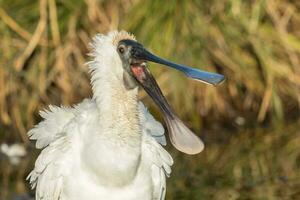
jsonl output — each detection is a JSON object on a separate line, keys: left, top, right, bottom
{"left": 27, "top": 104, "right": 77, "bottom": 200}
{"left": 142, "top": 132, "right": 173, "bottom": 200}
{"left": 27, "top": 130, "right": 73, "bottom": 200}
{"left": 138, "top": 102, "right": 166, "bottom": 145}
{"left": 139, "top": 102, "right": 173, "bottom": 199}
{"left": 27, "top": 99, "right": 96, "bottom": 200}
{"left": 28, "top": 105, "right": 74, "bottom": 149}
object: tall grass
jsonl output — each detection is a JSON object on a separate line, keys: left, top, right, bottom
{"left": 0, "top": 0, "right": 300, "bottom": 143}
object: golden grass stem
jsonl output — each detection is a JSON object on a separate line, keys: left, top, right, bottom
{"left": 258, "top": 83, "right": 273, "bottom": 122}
{"left": 0, "top": 8, "right": 32, "bottom": 42}
{"left": 14, "top": 0, "right": 48, "bottom": 71}
{"left": 48, "top": 0, "right": 61, "bottom": 46}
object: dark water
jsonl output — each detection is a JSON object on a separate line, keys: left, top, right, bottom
{"left": 1, "top": 122, "right": 300, "bottom": 200}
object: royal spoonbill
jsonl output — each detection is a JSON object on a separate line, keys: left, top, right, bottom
{"left": 27, "top": 31, "right": 225, "bottom": 200}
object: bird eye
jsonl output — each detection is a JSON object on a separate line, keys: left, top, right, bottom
{"left": 118, "top": 46, "right": 125, "bottom": 54}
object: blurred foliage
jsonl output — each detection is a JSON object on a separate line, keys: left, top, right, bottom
{"left": 0, "top": 0, "right": 300, "bottom": 199}
{"left": 166, "top": 123, "right": 300, "bottom": 200}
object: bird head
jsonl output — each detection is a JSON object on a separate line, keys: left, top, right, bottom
{"left": 90, "top": 31, "right": 225, "bottom": 155}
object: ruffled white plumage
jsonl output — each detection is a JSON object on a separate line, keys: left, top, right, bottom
{"left": 28, "top": 31, "right": 174, "bottom": 200}
{"left": 28, "top": 105, "right": 74, "bottom": 149}
{"left": 27, "top": 99, "right": 173, "bottom": 200}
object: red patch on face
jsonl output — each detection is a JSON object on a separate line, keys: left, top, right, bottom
{"left": 131, "top": 65, "right": 145, "bottom": 82}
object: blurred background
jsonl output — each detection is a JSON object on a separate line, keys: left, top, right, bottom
{"left": 0, "top": 0, "right": 300, "bottom": 199}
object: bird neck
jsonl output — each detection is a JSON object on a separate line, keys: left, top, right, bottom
{"left": 90, "top": 65, "right": 141, "bottom": 141}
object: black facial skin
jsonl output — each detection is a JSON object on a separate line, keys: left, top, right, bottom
{"left": 117, "top": 40, "right": 148, "bottom": 71}
{"left": 117, "top": 42, "right": 140, "bottom": 90}
{"left": 117, "top": 39, "right": 173, "bottom": 117}
{"left": 117, "top": 40, "right": 146, "bottom": 64}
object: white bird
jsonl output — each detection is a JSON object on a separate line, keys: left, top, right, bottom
{"left": 27, "top": 31, "right": 224, "bottom": 200}
{"left": 0, "top": 143, "right": 26, "bottom": 165}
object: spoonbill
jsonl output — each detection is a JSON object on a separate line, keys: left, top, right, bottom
{"left": 27, "top": 31, "right": 224, "bottom": 200}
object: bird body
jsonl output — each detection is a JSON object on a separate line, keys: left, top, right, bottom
{"left": 28, "top": 98, "right": 172, "bottom": 200}
{"left": 28, "top": 31, "right": 172, "bottom": 200}
{"left": 28, "top": 31, "right": 224, "bottom": 199}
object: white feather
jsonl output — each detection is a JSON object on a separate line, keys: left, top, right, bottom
{"left": 28, "top": 31, "right": 173, "bottom": 200}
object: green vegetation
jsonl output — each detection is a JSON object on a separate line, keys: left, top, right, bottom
{"left": 0, "top": 0, "right": 300, "bottom": 199}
